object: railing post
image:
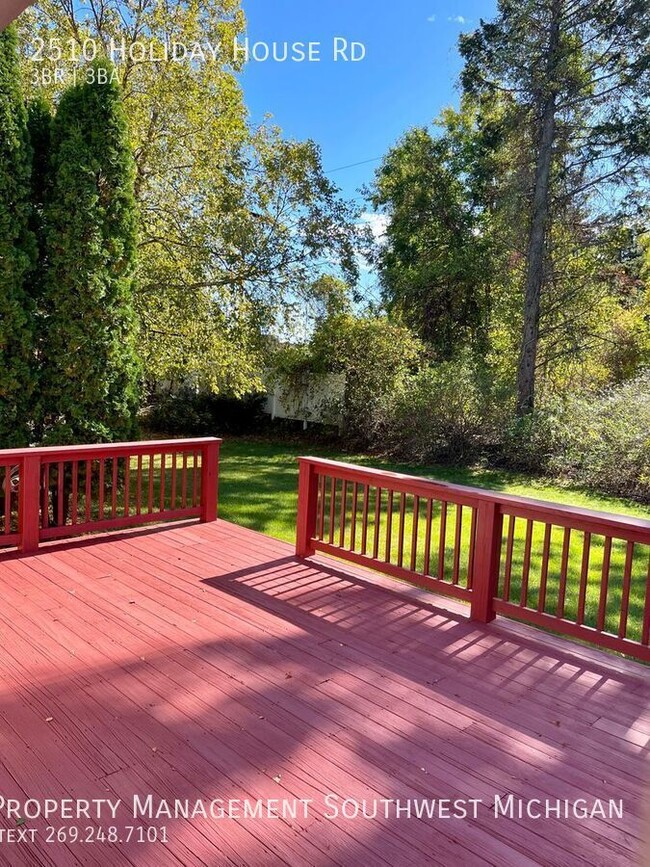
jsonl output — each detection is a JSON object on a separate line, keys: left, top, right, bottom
{"left": 200, "top": 440, "right": 220, "bottom": 523}
{"left": 470, "top": 499, "right": 503, "bottom": 623}
{"left": 296, "top": 458, "right": 319, "bottom": 558}
{"left": 19, "top": 453, "right": 41, "bottom": 553}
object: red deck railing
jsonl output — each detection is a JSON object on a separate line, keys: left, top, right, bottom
{"left": 0, "top": 437, "right": 221, "bottom": 553}
{"left": 296, "top": 457, "right": 650, "bottom": 661}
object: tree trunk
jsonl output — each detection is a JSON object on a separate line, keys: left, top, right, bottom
{"left": 516, "top": 3, "right": 562, "bottom": 415}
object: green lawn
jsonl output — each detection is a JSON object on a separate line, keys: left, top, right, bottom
{"left": 218, "top": 436, "right": 650, "bottom": 543}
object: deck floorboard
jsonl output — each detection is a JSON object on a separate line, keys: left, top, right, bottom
{"left": 0, "top": 519, "right": 648, "bottom": 866}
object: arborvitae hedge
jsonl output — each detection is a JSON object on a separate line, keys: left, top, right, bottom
{"left": 26, "top": 97, "right": 52, "bottom": 299}
{"left": 0, "top": 25, "right": 37, "bottom": 447}
{"left": 39, "top": 60, "right": 141, "bottom": 444}
{"left": 26, "top": 97, "right": 52, "bottom": 428}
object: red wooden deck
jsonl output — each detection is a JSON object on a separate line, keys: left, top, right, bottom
{"left": 0, "top": 518, "right": 648, "bottom": 866}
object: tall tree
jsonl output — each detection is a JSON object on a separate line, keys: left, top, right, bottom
{"left": 39, "top": 59, "right": 140, "bottom": 444}
{"left": 370, "top": 117, "right": 493, "bottom": 359}
{"left": 19, "top": 1, "right": 360, "bottom": 393}
{"left": 0, "top": 24, "right": 36, "bottom": 447}
{"left": 461, "top": 0, "right": 650, "bottom": 412}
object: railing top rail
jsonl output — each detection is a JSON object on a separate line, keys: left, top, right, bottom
{"left": 0, "top": 437, "right": 222, "bottom": 461}
{"left": 299, "top": 456, "right": 650, "bottom": 538}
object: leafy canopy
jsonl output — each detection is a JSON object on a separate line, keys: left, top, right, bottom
{"left": 19, "top": 0, "right": 361, "bottom": 394}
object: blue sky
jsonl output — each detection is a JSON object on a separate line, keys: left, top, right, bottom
{"left": 239, "top": 0, "right": 498, "bottom": 206}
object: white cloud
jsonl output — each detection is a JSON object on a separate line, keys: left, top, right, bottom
{"left": 427, "top": 14, "right": 436, "bottom": 22}
{"left": 448, "top": 15, "right": 470, "bottom": 23}
{"left": 353, "top": 213, "right": 389, "bottom": 279}
{"left": 359, "top": 212, "right": 389, "bottom": 243}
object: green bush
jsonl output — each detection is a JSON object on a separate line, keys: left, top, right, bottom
{"left": 377, "top": 355, "right": 488, "bottom": 463}
{"left": 270, "top": 313, "right": 424, "bottom": 447}
{"left": 496, "top": 401, "right": 563, "bottom": 473}
{"left": 549, "top": 372, "right": 650, "bottom": 500}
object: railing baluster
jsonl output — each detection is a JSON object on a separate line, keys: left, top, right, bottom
{"left": 193, "top": 451, "right": 201, "bottom": 506}
{"left": 136, "top": 454, "right": 142, "bottom": 516}
{"left": 148, "top": 453, "right": 155, "bottom": 513}
{"left": 576, "top": 532, "right": 591, "bottom": 625}
{"left": 361, "top": 485, "right": 370, "bottom": 555}
{"left": 85, "top": 460, "right": 92, "bottom": 522}
{"left": 328, "top": 477, "right": 337, "bottom": 545}
{"left": 642, "top": 552, "right": 650, "bottom": 646}
{"left": 111, "top": 458, "right": 118, "bottom": 518}
{"left": 339, "top": 480, "right": 348, "bottom": 548}
{"left": 597, "top": 536, "right": 612, "bottom": 632}
{"left": 3, "top": 466, "right": 11, "bottom": 535}
{"left": 170, "top": 451, "right": 177, "bottom": 511}
{"left": 556, "top": 527, "right": 571, "bottom": 618}
{"left": 71, "top": 461, "right": 78, "bottom": 525}
{"left": 124, "top": 454, "right": 131, "bottom": 517}
{"left": 318, "top": 474, "right": 326, "bottom": 542}
{"left": 438, "top": 501, "right": 448, "bottom": 580}
{"left": 57, "top": 461, "right": 64, "bottom": 526}
{"left": 42, "top": 462, "right": 49, "bottom": 528}
{"left": 520, "top": 518, "right": 533, "bottom": 606}
{"left": 466, "top": 506, "right": 477, "bottom": 589}
{"left": 423, "top": 498, "right": 433, "bottom": 576}
{"left": 384, "top": 489, "right": 393, "bottom": 563}
{"left": 618, "top": 541, "right": 635, "bottom": 639}
{"left": 98, "top": 459, "right": 105, "bottom": 520}
{"left": 410, "top": 494, "right": 419, "bottom": 572}
{"left": 181, "top": 452, "right": 188, "bottom": 509}
{"left": 192, "top": 451, "right": 198, "bottom": 507}
{"left": 373, "top": 487, "right": 382, "bottom": 559}
{"left": 503, "top": 514, "right": 515, "bottom": 601}
{"left": 452, "top": 504, "right": 463, "bottom": 585}
{"left": 397, "top": 492, "right": 406, "bottom": 567}
{"left": 537, "top": 523, "right": 552, "bottom": 613}
{"left": 159, "top": 452, "right": 166, "bottom": 512}
{"left": 349, "top": 480, "right": 358, "bottom": 550}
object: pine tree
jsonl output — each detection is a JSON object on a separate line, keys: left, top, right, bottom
{"left": 39, "top": 60, "right": 141, "bottom": 444}
{"left": 0, "top": 25, "right": 36, "bottom": 447}
{"left": 461, "top": 0, "right": 650, "bottom": 413}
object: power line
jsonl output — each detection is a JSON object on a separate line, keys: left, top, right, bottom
{"left": 324, "top": 156, "right": 382, "bottom": 174}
